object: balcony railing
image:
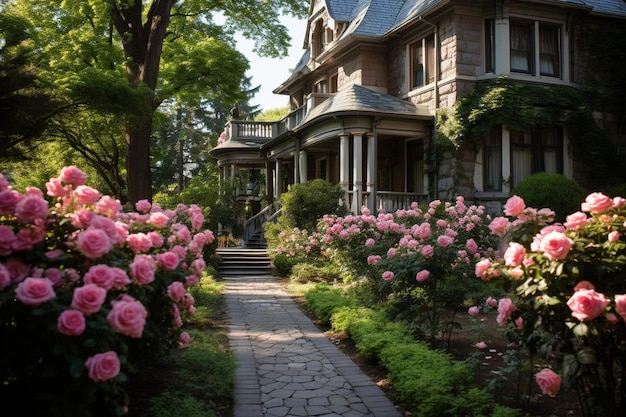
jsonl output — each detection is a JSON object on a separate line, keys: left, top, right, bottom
{"left": 224, "top": 104, "right": 308, "bottom": 143}
{"left": 347, "top": 191, "right": 430, "bottom": 213}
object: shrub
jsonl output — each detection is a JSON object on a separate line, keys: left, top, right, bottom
{"left": 290, "top": 262, "right": 340, "bottom": 284}
{"left": 511, "top": 172, "right": 584, "bottom": 223}
{"left": 303, "top": 283, "right": 354, "bottom": 326}
{"left": 278, "top": 179, "right": 348, "bottom": 231}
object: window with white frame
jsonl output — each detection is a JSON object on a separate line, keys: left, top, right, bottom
{"left": 484, "top": 18, "right": 562, "bottom": 78}
{"left": 510, "top": 126, "right": 563, "bottom": 187}
{"left": 482, "top": 125, "right": 563, "bottom": 191}
{"left": 410, "top": 34, "right": 435, "bottom": 89}
{"left": 510, "top": 19, "right": 561, "bottom": 78}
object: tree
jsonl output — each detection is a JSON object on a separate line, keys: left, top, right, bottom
{"left": 0, "top": 13, "right": 58, "bottom": 161}
{"left": 7, "top": 0, "right": 308, "bottom": 203}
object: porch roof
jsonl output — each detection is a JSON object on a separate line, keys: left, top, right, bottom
{"left": 296, "top": 84, "right": 429, "bottom": 128}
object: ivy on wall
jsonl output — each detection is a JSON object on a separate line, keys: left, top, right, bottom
{"left": 435, "top": 76, "right": 621, "bottom": 190}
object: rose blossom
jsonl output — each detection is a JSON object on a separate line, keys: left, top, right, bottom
{"left": 0, "top": 225, "right": 16, "bottom": 255}
{"left": 14, "top": 196, "right": 49, "bottom": 223}
{"left": 581, "top": 192, "right": 613, "bottom": 214}
{"left": 475, "top": 342, "right": 488, "bottom": 350}
{"left": 60, "top": 166, "right": 87, "bottom": 186}
{"left": 496, "top": 298, "right": 516, "bottom": 325}
{"left": 167, "top": 281, "right": 186, "bottom": 302}
{"left": 0, "top": 264, "right": 10, "bottom": 290}
{"left": 129, "top": 254, "right": 156, "bottom": 285}
{"left": 85, "top": 351, "right": 120, "bottom": 382}
{"left": 574, "top": 280, "right": 595, "bottom": 291}
{"left": 486, "top": 296, "right": 498, "bottom": 307}
{"left": 367, "top": 255, "right": 381, "bottom": 265}
{"left": 83, "top": 264, "right": 116, "bottom": 289}
{"left": 504, "top": 242, "right": 526, "bottom": 267}
{"left": 57, "top": 309, "right": 86, "bottom": 336}
{"left": 468, "top": 306, "right": 480, "bottom": 316}
{"left": 564, "top": 211, "right": 588, "bottom": 230}
{"left": 0, "top": 189, "right": 22, "bottom": 215}
{"left": 73, "top": 185, "right": 100, "bottom": 205}
{"left": 15, "top": 277, "right": 56, "bottom": 306}
{"left": 156, "top": 251, "right": 179, "bottom": 271}
{"left": 615, "top": 294, "right": 626, "bottom": 321}
{"left": 71, "top": 284, "right": 107, "bottom": 315}
{"left": 503, "top": 195, "right": 525, "bottom": 217}
{"left": 537, "top": 231, "right": 573, "bottom": 261}
{"left": 179, "top": 331, "right": 191, "bottom": 347}
{"left": 608, "top": 231, "right": 620, "bottom": 243}
{"left": 535, "top": 368, "right": 562, "bottom": 397}
{"left": 488, "top": 217, "right": 509, "bottom": 236}
{"left": 382, "top": 271, "right": 394, "bottom": 281}
{"left": 416, "top": 270, "right": 430, "bottom": 282}
{"left": 107, "top": 295, "right": 148, "bottom": 338}
{"left": 135, "top": 199, "right": 151, "bottom": 213}
{"left": 567, "top": 288, "right": 610, "bottom": 321}
{"left": 76, "top": 227, "right": 113, "bottom": 260}
{"left": 127, "top": 232, "right": 152, "bottom": 253}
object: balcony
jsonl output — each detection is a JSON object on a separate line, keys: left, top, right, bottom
{"left": 222, "top": 105, "right": 308, "bottom": 144}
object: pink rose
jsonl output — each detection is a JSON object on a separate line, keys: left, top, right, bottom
{"left": 581, "top": 192, "right": 613, "bottom": 214}
{"left": 420, "top": 244, "right": 434, "bottom": 257}
{"left": 14, "top": 196, "right": 49, "bottom": 223}
{"left": 45, "top": 177, "right": 66, "bottom": 197}
{"left": 15, "top": 277, "right": 56, "bottom": 306}
{"left": 4, "top": 257, "right": 30, "bottom": 283}
{"left": 437, "top": 235, "right": 453, "bottom": 248}
{"left": 488, "top": 217, "right": 509, "bottom": 236}
{"left": 608, "top": 231, "right": 620, "bottom": 243}
{"left": 76, "top": 227, "right": 113, "bottom": 260}
{"left": 537, "top": 231, "right": 573, "bottom": 261}
{"left": 564, "top": 211, "right": 588, "bottom": 230}
{"left": 0, "top": 189, "right": 23, "bottom": 215}
{"left": 85, "top": 351, "right": 120, "bottom": 382}
{"left": 95, "top": 195, "right": 122, "bottom": 217}
{"left": 504, "top": 242, "right": 526, "bottom": 267}
{"left": 468, "top": 306, "right": 480, "bottom": 316}
{"left": 0, "top": 225, "right": 16, "bottom": 255}
{"left": 503, "top": 195, "right": 525, "bottom": 217}
{"left": 156, "top": 251, "right": 179, "bottom": 271}
{"left": 475, "top": 258, "right": 493, "bottom": 280}
{"left": 60, "top": 166, "right": 87, "bottom": 186}
{"left": 365, "top": 238, "right": 375, "bottom": 248}
{"left": 567, "top": 289, "right": 610, "bottom": 321}
{"left": 190, "top": 258, "right": 206, "bottom": 276}
{"left": 135, "top": 199, "right": 151, "bottom": 213}
{"left": 475, "top": 342, "right": 488, "bottom": 350}
{"left": 535, "top": 368, "right": 561, "bottom": 397}
{"left": 167, "top": 281, "right": 186, "bottom": 302}
{"left": 110, "top": 267, "right": 131, "bottom": 290}
{"left": 486, "top": 296, "right": 498, "bottom": 307}
{"left": 0, "top": 264, "right": 10, "bottom": 290}
{"left": 83, "top": 264, "right": 116, "bottom": 289}
{"left": 148, "top": 212, "right": 170, "bottom": 228}
{"left": 73, "top": 185, "right": 100, "bottom": 205}
{"left": 496, "top": 298, "right": 516, "bottom": 325}
{"left": 416, "top": 269, "right": 430, "bottom": 282}
{"left": 615, "top": 294, "right": 626, "bottom": 321}
{"left": 57, "top": 309, "right": 86, "bottom": 336}
{"left": 107, "top": 295, "right": 148, "bottom": 338}
{"left": 574, "top": 280, "right": 595, "bottom": 291}
{"left": 129, "top": 254, "right": 156, "bottom": 285}
{"left": 367, "top": 255, "right": 380, "bottom": 265}
{"left": 127, "top": 232, "right": 152, "bottom": 253}
{"left": 382, "top": 271, "right": 394, "bottom": 281}
{"left": 71, "top": 284, "right": 107, "bottom": 315}
{"left": 179, "top": 331, "right": 191, "bottom": 347}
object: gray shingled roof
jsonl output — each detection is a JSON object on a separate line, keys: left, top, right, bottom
{"left": 580, "top": 0, "right": 626, "bottom": 16}
{"left": 298, "top": 84, "right": 424, "bottom": 127}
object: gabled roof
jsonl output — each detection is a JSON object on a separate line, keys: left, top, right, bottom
{"left": 297, "top": 84, "right": 427, "bottom": 128}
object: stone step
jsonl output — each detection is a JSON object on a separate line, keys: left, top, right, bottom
{"left": 216, "top": 248, "right": 273, "bottom": 277}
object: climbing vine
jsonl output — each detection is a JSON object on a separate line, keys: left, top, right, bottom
{"left": 436, "top": 76, "right": 622, "bottom": 190}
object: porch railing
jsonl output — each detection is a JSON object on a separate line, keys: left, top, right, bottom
{"left": 242, "top": 203, "right": 277, "bottom": 247}
{"left": 347, "top": 191, "right": 430, "bottom": 213}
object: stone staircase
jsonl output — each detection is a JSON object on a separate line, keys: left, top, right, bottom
{"left": 215, "top": 247, "right": 273, "bottom": 277}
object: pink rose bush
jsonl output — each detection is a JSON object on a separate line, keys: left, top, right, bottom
{"left": 271, "top": 196, "right": 499, "bottom": 345}
{"left": 0, "top": 167, "right": 215, "bottom": 416}
{"left": 478, "top": 193, "right": 626, "bottom": 414}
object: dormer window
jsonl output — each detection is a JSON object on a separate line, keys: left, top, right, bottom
{"left": 510, "top": 19, "right": 561, "bottom": 78}
{"left": 312, "top": 20, "right": 325, "bottom": 58}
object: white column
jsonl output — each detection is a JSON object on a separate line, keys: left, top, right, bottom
{"left": 275, "top": 160, "right": 283, "bottom": 198}
{"left": 299, "top": 151, "right": 307, "bottom": 183}
{"left": 339, "top": 133, "right": 350, "bottom": 192}
{"left": 366, "top": 133, "right": 377, "bottom": 213}
{"left": 351, "top": 133, "right": 364, "bottom": 214}
{"left": 495, "top": 4, "right": 509, "bottom": 75}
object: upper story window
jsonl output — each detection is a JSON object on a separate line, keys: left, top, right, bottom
{"left": 312, "top": 20, "right": 325, "bottom": 58}
{"left": 484, "top": 18, "right": 562, "bottom": 79}
{"left": 410, "top": 34, "right": 435, "bottom": 89}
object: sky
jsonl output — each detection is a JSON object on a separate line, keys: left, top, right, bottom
{"left": 235, "top": 15, "right": 307, "bottom": 111}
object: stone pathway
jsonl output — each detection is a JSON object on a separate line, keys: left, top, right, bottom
{"left": 224, "top": 274, "right": 402, "bottom": 417}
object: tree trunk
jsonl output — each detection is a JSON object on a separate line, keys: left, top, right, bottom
{"left": 125, "top": 115, "right": 153, "bottom": 205}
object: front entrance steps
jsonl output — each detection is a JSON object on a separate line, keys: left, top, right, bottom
{"left": 216, "top": 248, "right": 273, "bottom": 277}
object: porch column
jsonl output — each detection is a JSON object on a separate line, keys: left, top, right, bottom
{"left": 299, "top": 151, "right": 307, "bottom": 184}
{"left": 275, "top": 160, "right": 283, "bottom": 199}
{"left": 230, "top": 164, "right": 236, "bottom": 179}
{"left": 266, "top": 164, "right": 274, "bottom": 206}
{"left": 339, "top": 133, "right": 350, "bottom": 192}
{"left": 366, "top": 132, "right": 377, "bottom": 213}
{"left": 351, "top": 132, "right": 364, "bottom": 214}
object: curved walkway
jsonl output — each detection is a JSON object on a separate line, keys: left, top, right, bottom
{"left": 224, "top": 274, "right": 402, "bottom": 417}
